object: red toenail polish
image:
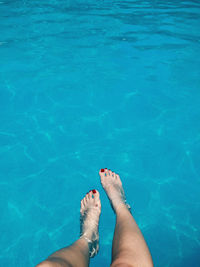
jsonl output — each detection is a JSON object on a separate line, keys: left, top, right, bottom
{"left": 92, "top": 189, "right": 96, "bottom": 194}
{"left": 101, "top": 169, "right": 104, "bottom": 172}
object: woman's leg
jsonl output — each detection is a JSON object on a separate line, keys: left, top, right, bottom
{"left": 37, "top": 238, "right": 89, "bottom": 267}
{"left": 36, "top": 190, "right": 101, "bottom": 267}
{"left": 99, "top": 169, "right": 153, "bottom": 267}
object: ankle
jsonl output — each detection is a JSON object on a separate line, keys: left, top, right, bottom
{"left": 115, "top": 203, "right": 129, "bottom": 214}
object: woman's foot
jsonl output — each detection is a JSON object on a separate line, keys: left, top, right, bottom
{"left": 80, "top": 190, "right": 101, "bottom": 258}
{"left": 99, "top": 169, "right": 131, "bottom": 213}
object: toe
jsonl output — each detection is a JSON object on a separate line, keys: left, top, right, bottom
{"left": 88, "top": 191, "right": 94, "bottom": 202}
{"left": 115, "top": 173, "right": 123, "bottom": 186}
{"left": 99, "top": 169, "right": 105, "bottom": 177}
{"left": 108, "top": 169, "right": 112, "bottom": 176}
{"left": 86, "top": 192, "right": 90, "bottom": 202}
{"left": 99, "top": 169, "right": 106, "bottom": 183}
{"left": 92, "top": 189, "right": 99, "bottom": 198}
{"left": 116, "top": 173, "right": 120, "bottom": 181}
{"left": 104, "top": 168, "right": 109, "bottom": 177}
{"left": 111, "top": 170, "right": 116, "bottom": 178}
{"left": 83, "top": 196, "right": 87, "bottom": 206}
{"left": 81, "top": 198, "right": 87, "bottom": 214}
{"left": 80, "top": 200, "right": 84, "bottom": 213}
{"left": 92, "top": 190, "right": 101, "bottom": 207}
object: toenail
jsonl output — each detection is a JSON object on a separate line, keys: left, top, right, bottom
{"left": 101, "top": 169, "right": 104, "bottom": 172}
{"left": 92, "top": 189, "right": 96, "bottom": 194}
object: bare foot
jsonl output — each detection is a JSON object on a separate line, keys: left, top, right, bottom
{"left": 99, "top": 169, "right": 131, "bottom": 213}
{"left": 80, "top": 190, "right": 101, "bottom": 258}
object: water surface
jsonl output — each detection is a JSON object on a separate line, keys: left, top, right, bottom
{"left": 0, "top": 0, "right": 200, "bottom": 266}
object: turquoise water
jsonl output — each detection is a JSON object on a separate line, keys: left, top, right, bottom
{"left": 0, "top": 0, "right": 200, "bottom": 266}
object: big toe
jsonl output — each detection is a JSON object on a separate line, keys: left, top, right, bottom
{"left": 99, "top": 168, "right": 111, "bottom": 184}
{"left": 92, "top": 189, "right": 101, "bottom": 208}
{"left": 99, "top": 169, "right": 106, "bottom": 182}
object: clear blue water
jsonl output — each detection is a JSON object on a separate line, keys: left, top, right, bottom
{"left": 0, "top": 0, "right": 200, "bottom": 266}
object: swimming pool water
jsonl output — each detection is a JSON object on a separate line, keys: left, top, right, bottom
{"left": 0, "top": 0, "right": 200, "bottom": 266}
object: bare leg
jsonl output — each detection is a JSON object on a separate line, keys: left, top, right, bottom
{"left": 36, "top": 190, "right": 101, "bottom": 267}
{"left": 99, "top": 169, "right": 153, "bottom": 267}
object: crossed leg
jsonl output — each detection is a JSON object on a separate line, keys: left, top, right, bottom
{"left": 99, "top": 168, "right": 153, "bottom": 267}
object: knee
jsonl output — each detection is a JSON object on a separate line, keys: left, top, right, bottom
{"left": 111, "top": 262, "right": 134, "bottom": 267}
{"left": 36, "top": 259, "right": 73, "bottom": 267}
{"left": 36, "top": 260, "right": 57, "bottom": 267}
{"left": 111, "top": 259, "right": 153, "bottom": 267}
{"left": 111, "top": 264, "right": 133, "bottom": 267}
